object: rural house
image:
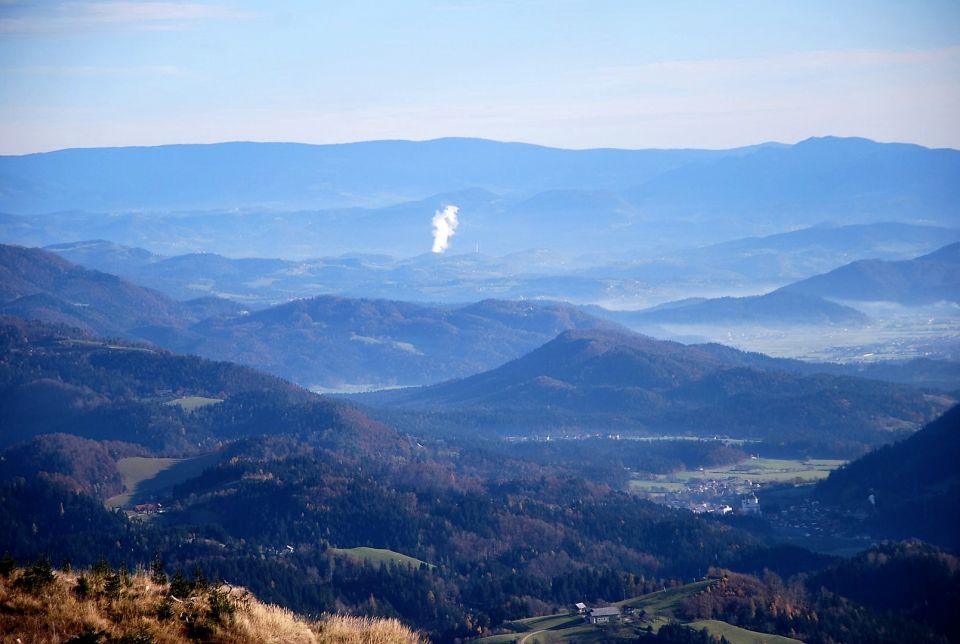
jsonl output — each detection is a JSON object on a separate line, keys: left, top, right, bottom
{"left": 586, "top": 606, "right": 621, "bottom": 624}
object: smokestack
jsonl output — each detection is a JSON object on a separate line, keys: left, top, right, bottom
{"left": 431, "top": 205, "right": 459, "bottom": 254}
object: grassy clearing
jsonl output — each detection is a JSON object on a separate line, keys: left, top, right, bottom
{"left": 702, "top": 458, "right": 845, "bottom": 483}
{"left": 618, "top": 579, "right": 714, "bottom": 616}
{"left": 628, "top": 479, "right": 689, "bottom": 493}
{"left": 478, "top": 580, "right": 794, "bottom": 644}
{"left": 328, "top": 547, "right": 433, "bottom": 570}
{"left": 689, "top": 620, "right": 803, "bottom": 644}
{"left": 107, "top": 454, "right": 219, "bottom": 509}
{"left": 163, "top": 395, "right": 223, "bottom": 411}
{"left": 478, "top": 581, "right": 716, "bottom": 643}
{"left": 697, "top": 458, "right": 844, "bottom": 483}
{"left": 512, "top": 613, "right": 583, "bottom": 631}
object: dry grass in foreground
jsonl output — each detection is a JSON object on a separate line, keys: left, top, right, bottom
{"left": 0, "top": 559, "right": 426, "bottom": 644}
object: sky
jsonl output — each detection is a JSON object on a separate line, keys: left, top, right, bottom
{"left": 1, "top": 1, "right": 959, "bottom": 154}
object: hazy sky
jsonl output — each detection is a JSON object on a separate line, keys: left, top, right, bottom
{"left": 1, "top": 1, "right": 959, "bottom": 154}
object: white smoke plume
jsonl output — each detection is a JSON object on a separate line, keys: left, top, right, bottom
{"left": 431, "top": 205, "right": 459, "bottom": 254}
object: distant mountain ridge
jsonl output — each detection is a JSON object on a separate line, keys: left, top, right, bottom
{"left": 781, "top": 242, "right": 960, "bottom": 304}
{"left": 4, "top": 243, "right": 958, "bottom": 391}
{"left": 1, "top": 137, "right": 957, "bottom": 259}
{"left": 0, "top": 138, "right": 741, "bottom": 214}
{"left": 178, "top": 296, "right": 620, "bottom": 389}
{"left": 598, "top": 290, "right": 867, "bottom": 326}
{"left": 33, "top": 222, "right": 960, "bottom": 308}
{"left": 0, "top": 244, "right": 623, "bottom": 388}
{"left": 0, "top": 244, "right": 189, "bottom": 337}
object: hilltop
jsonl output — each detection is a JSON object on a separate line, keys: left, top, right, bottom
{"left": 781, "top": 242, "right": 960, "bottom": 304}
{"left": 0, "top": 560, "right": 425, "bottom": 643}
{"left": 359, "top": 328, "right": 950, "bottom": 453}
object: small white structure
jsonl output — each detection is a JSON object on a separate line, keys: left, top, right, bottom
{"left": 574, "top": 602, "right": 587, "bottom": 614}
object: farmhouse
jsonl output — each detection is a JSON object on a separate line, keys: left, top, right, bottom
{"left": 573, "top": 602, "right": 587, "bottom": 614}
{"left": 586, "top": 606, "right": 621, "bottom": 624}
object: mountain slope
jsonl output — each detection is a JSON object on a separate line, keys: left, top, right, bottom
{"left": 0, "top": 244, "right": 189, "bottom": 338}
{"left": 626, "top": 136, "right": 960, "bottom": 226}
{"left": 0, "top": 244, "right": 624, "bottom": 388}
{"left": 180, "top": 297, "right": 621, "bottom": 389}
{"left": 815, "top": 404, "right": 960, "bottom": 548}
{"left": 360, "top": 328, "right": 949, "bottom": 451}
{"left": 604, "top": 290, "right": 867, "bottom": 326}
{"left": 0, "top": 318, "right": 399, "bottom": 455}
{"left": 781, "top": 242, "right": 960, "bottom": 304}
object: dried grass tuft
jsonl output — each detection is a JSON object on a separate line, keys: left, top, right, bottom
{"left": 0, "top": 567, "right": 426, "bottom": 644}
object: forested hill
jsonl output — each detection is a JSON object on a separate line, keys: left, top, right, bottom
{"left": 0, "top": 243, "right": 190, "bottom": 338}
{"left": 815, "top": 404, "right": 960, "bottom": 548}
{"left": 181, "top": 296, "right": 620, "bottom": 388}
{"left": 0, "top": 317, "right": 399, "bottom": 455}
{"left": 0, "top": 244, "right": 624, "bottom": 388}
{"left": 359, "top": 328, "right": 950, "bottom": 453}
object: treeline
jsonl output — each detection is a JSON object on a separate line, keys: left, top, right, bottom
{"left": 678, "top": 541, "right": 960, "bottom": 644}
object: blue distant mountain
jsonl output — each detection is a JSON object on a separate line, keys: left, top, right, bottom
{"left": 0, "top": 138, "right": 955, "bottom": 232}
{"left": 625, "top": 136, "right": 960, "bottom": 224}
{"left": 781, "top": 242, "right": 960, "bottom": 304}
{"left": 596, "top": 290, "right": 868, "bottom": 326}
{"left": 0, "top": 138, "right": 737, "bottom": 214}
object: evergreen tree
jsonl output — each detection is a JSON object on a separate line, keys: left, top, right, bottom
{"left": 150, "top": 554, "right": 167, "bottom": 586}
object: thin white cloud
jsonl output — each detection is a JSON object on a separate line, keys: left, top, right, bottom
{"left": 0, "top": 1, "right": 253, "bottom": 34}
{"left": 10, "top": 64, "right": 181, "bottom": 77}
{"left": 592, "top": 47, "right": 960, "bottom": 88}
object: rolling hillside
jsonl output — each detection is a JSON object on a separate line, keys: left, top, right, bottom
{"left": 359, "top": 328, "right": 950, "bottom": 451}
{"left": 0, "top": 244, "right": 624, "bottom": 388}
{"left": 781, "top": 242, "right": 960, "bottom": 304}
{"left": 0, "top": 244, "right": 189, "bottom": 338}
{"left": 0, "top": 317, "right": 399, "bottom": 455}
{"left": 178, "top": 296, "right": 620, "bottom": 389}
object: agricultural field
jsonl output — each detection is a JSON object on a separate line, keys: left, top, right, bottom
{"left": 629, "top": 457, "right": 846, "bottom": 511}
{"left": 688, "top": 620, "right": 803, "bottom": 644}
{"left": 163, "top": 395, "right": 223, "bottom": 411}
{"left": 106, "top": 454, "right": 220, "bottom": 509}
{"left": 475, "top": 580, "right": 792, "bottom": 644}
{"left": 328, "top": 547, "right": 433, "bottom": 569}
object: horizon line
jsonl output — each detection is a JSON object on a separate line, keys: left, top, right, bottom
{"left": 3, "top": 134, "right": 955, "bottom": 158}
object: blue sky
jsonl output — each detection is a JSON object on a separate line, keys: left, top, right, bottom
{"left": 1, "top": 1, "right": 958, "bottom": 153}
